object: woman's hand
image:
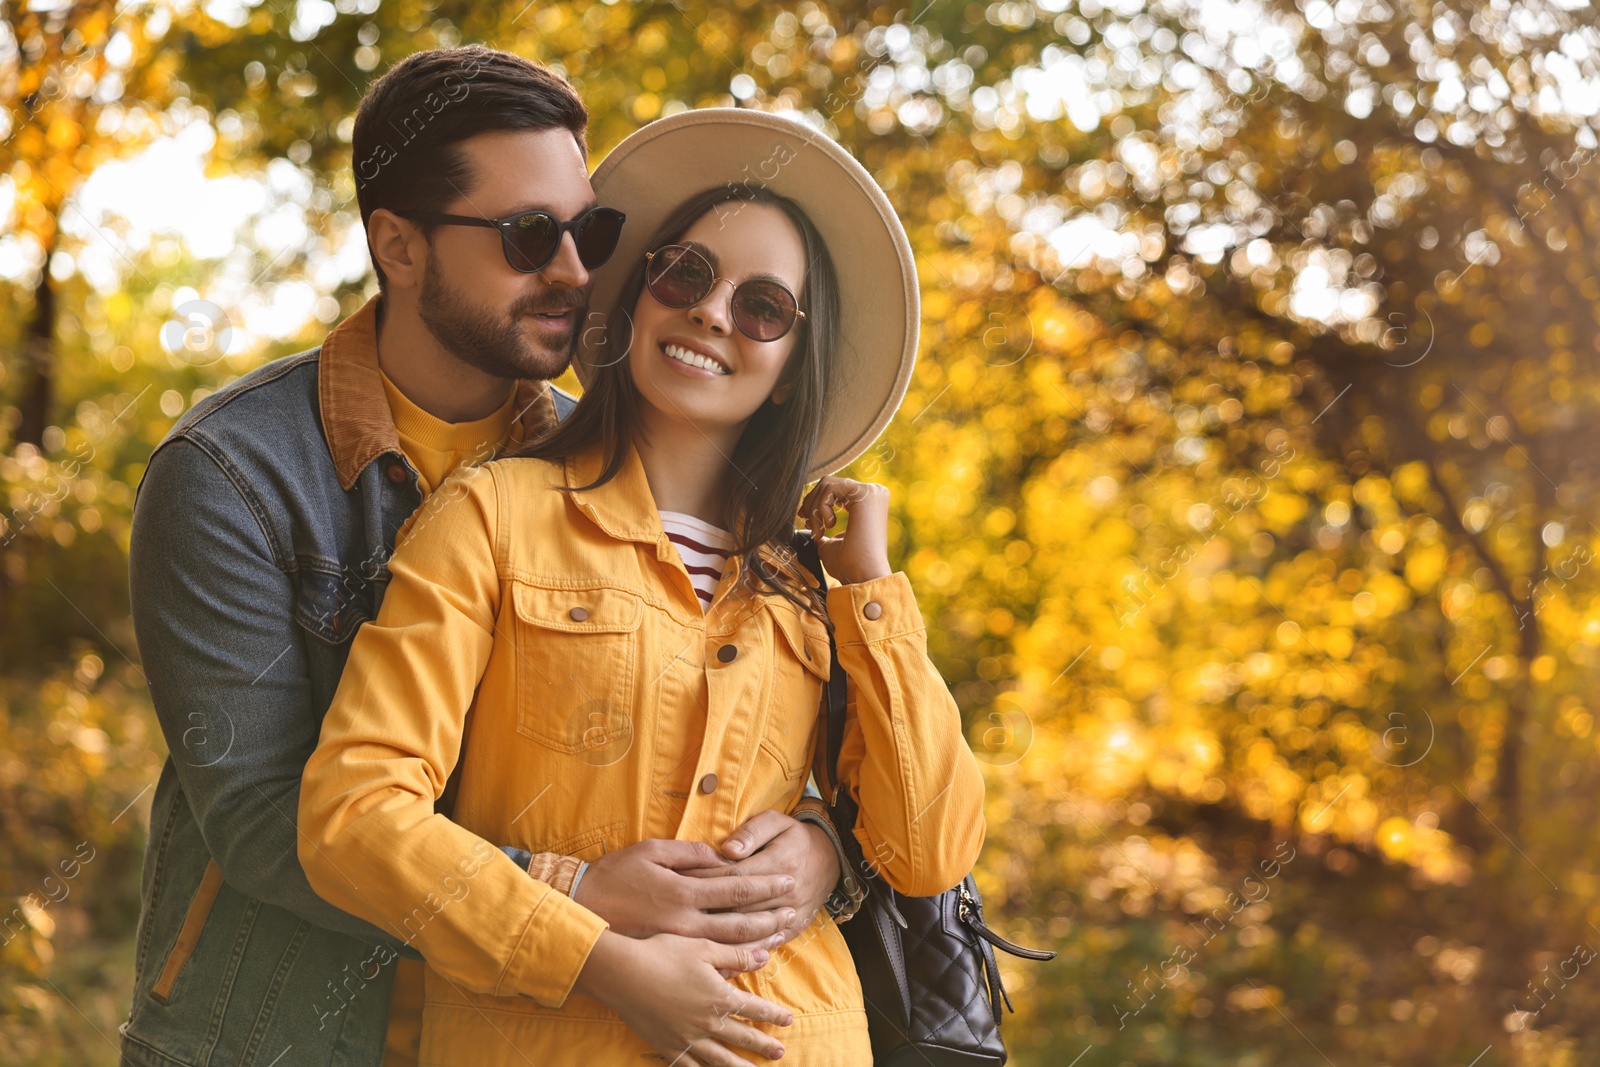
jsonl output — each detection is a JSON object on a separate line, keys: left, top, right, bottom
{"left": 799, "top": 476, "right": 892, "bottom": 585}
{"left": 680, "top": 810, "right": 840, "bottom": 946}
{"left": 575, "top": 930, "right": 793, "bottom": 1065}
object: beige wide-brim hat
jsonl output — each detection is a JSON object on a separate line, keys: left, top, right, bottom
{"left": 578, "top": 107, "right": 919, "bottom": 481}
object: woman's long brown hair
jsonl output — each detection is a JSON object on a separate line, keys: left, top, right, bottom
{"left": 512, "top": 184, "right": 842, "bottom": 624}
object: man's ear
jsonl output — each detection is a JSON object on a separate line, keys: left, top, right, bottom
{"left": 368, "top": 209, "right": 428, "bottom": 291}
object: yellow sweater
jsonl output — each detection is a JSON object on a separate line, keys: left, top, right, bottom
{"left": 298, "top": 440, "right": 987, "bottom": 1066}
{"left": 378, "top": 369, "right": 518, "bottom": 496}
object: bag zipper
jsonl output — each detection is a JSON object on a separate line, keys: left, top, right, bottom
{"left": 959, "top": 884, "right": 1057, "bottom": 961}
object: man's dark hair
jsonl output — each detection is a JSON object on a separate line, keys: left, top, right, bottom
{"left": 352, "top": 46, "right": 589, "bottom": 290}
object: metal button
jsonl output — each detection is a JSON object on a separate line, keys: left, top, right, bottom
{"left": 863, "top": 601, "right": 883, "bottom": 620}
{"left": 699, "top": 773, "right": 719, "bottom": 795}
{"left": 569, "top": 606, "right": 589, "bottom": 622}
{"left": 717, "top": 644, "right": 738, "bottom": 663}
{"left": 385, "top": 463, "right": 408, "bottom": 485}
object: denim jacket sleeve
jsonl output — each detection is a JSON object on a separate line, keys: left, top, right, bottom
{"left": 129, "top": 436, "right": 412, "bottom": 950}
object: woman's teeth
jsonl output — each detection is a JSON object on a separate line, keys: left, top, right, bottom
{"left": 663, "top": 343, "right": 728, "bottom": 375}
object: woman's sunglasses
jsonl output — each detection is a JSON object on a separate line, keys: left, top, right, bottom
{"left": 643, "top": 244, "right": 807, "bottom": 342}
{"left": 396, "top": 206, "right": 626, "bottom": 274}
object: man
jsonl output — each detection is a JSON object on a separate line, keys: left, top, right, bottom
{"left": 119, "top": 47, "right": 854, "bottom": 1067}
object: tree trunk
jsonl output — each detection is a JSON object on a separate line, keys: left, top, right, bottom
{"left": 1496, "top": 617, "right": 1541, "bottom": 844}
{"left": 14, "top": 250, "right": 56, "bottom": 450}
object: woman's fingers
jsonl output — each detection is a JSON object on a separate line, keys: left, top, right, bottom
{"left": 706, "top": 1018, "right": 788, "bottom": 1062}
{"left": 800, "top": 477, "right": 879, "bottom": 534}
{"left": 725, "top": 987, "right": 795, "bottom": 1027}
{"left": 700, "top": 945, "right": 793, "bottom": 1020}
{"left": 802, "top": 489, "right": 835, "bottom": 533}
{"left": 693, "top": 1034, "right": 782, "bottom": 1067}
{"left": 798, "top": 478, "right": 846, "bottom": 527}
{"left": 700, "top": 940, "right": 777, "bottom": 979}
{"left": 796, "top": 482, "right": 822, "bottom": 523}
{"left": 686, "top": 1043, "right": 736, "bottom": 1067}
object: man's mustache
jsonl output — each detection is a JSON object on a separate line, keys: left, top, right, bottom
{"left": 512, "top": 295, "right": 588, "bottom": 318}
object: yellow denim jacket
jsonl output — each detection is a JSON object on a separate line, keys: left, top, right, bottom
{"left": 297, "top": 438, "right": 987, "bottom": 1066}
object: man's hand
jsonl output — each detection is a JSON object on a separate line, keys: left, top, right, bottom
{"left": 685, "top": 810, "right": 841, "bottom": 946}
{"left": 572, "top": 838, "right": 795, "bottom": 951}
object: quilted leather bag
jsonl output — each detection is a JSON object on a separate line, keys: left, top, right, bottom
{"left": 793, "top": 533, "right": 1056, "bottom": 1065}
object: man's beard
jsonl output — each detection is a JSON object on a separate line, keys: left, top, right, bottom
{"left": 417, "top": 256, "right": 584, "bottom": 382}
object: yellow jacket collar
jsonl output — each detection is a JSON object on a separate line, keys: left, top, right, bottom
{"left": 561, "top": 439, "right": 811, "bottom": 588}
{"left": 561, "top": 438, "right": 666, "bottom": 549}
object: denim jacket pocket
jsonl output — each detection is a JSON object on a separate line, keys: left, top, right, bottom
{"left": 293, "top": 563, "right": 373, "bottom": 645}
{"left": 510, "top": 582, "right": 644, "bottom": 755}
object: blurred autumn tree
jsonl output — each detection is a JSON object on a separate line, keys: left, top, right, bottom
{"left": 6, "top": 1, "right": 1600, "bottom": 1064}
{"left": 1, "top": 0, "right": 186, "bottom": 448}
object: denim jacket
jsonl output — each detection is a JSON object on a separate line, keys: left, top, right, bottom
{"left": 117, "top": 296, "right": 575, "bottom": 1067}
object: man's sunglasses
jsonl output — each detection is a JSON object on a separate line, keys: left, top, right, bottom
{"left": 643, "top": 244, "right": 807, "bottom": 342}
{"left": 396, "top": 206, "right": 626, "bottom": 274}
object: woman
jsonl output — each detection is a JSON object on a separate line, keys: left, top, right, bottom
{"left": 299, "top": 109, "right": 986, "bottom": 1066}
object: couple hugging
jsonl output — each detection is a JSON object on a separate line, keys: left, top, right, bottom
{"left": 118, "top": 45, "right": 985, "bottom": 1067}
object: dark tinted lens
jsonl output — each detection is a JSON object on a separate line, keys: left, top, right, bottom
{"left": 502, "top": 212, "right": 561, "bottom": 272}
{"left": 574, "top": 209, "right": 625, "bottom": 268}
{"left": 647, "top": 246, "right": 714, "bottom": 307}
{"left": 733, "top": 280, "right": 799, "bottom": 341}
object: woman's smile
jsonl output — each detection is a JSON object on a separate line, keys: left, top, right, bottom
{"left": 658, "top": 338, "right": 732, "bottom": 377}
{"left": 625, "top": 200, "right": 807, "bottom": 448}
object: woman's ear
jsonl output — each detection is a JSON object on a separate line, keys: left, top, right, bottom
{"left": 769, "top": 355, "right": 803, "bottom": 405}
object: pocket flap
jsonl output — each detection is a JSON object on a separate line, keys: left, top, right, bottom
{"left": 769, "top": 602, "right": 831, "bottom": 683}
{"left": 512, "top": 583, "right": 643, "bottom": 634}
{"left": 149, "top": 858, "right": 225, "bottom": 1005}
{"left": 294, "top": 566, "right": 371, "bottom": 644}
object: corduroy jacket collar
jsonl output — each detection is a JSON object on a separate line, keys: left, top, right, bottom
{"left": 318, "top": 296, "right": 561, "bottom": 491}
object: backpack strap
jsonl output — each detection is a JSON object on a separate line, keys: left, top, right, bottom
{"left": 792, "top": 531, "right": 849, "bottom": 802}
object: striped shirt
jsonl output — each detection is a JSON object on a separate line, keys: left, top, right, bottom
{"left": 659, "top": 510, "right": 735, "bottom": 611}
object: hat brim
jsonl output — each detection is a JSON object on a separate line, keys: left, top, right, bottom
{"left": 580, "top": 108, "right": 918, "bottom": 482}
